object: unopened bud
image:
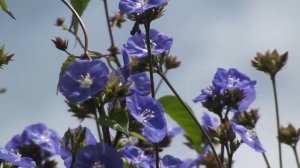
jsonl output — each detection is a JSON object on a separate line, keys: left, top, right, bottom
{"left": 110, "top": 12, "right": 126, "bottom": 28}
{"left": 52, "top": 37, "right": 68, "bottom": 51}
{"left": 165, "top": 55, "right": 181, "bottom": 69}
{"left": 278, "top": 123, "right": 299, "bottom": 147}
{"left": 55, "top": 17, "right": 65, "bottom": 26}
{"left": 252, "top": 49, "right": 288, "bottom": 77}
{"left": 0, "top": 46, "right": 13, "bottom": 68}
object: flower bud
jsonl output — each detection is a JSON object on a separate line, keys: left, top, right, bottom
{"left": 165, "top": 55, "right": 181, "bottom": 69}
{"left": 252, "top": 49, "right": 288, "bottom": 77}
{"left": 0, "top": 46, "right": 13, "bottom": 68}
{"left": 55, "top": 17, "right": 65, "bottom": 26}
{"left": 278, "top": 123, "right": 299, "bottom": 147}
{"left": 52, "top": 37, "right": 68, "bottom": 51}
{"left": 235, "top": 109, "right": 260, "bottom": 129}
{"left": 110, "top": 12, "right": 126, "bottom": 28}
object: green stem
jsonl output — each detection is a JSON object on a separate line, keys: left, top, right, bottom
{"left": 158, "top": 71, "right": 223, "bottom": 168}
{"left": 293, "top": 146, "right": 300, "bottom": 168}
{"left": 94, "top": 111, "right": 103, "bottom": 143}
{"left": 155, "top": 69, "right": 168, "bottom": 94}
{"left": 262, "top": 152, "right": 271, "bottom": 168}
{"left": 225, "top": 144, "right": 233, "bottom": 168}
{"left": 102, "top": 0, "right": 121, "bottom": 68}
{"left": 144, "top": 22, "right": 159, "bottom": 168}
{"left": 271, "top": 75, "right": 283, "bottom": 168}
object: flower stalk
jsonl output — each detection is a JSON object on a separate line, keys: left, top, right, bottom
{"left": 61, "top": 0, "right": 91, "bottom": 60}
{"left": 158, "top": 71, "right": 223, "bottom": 168}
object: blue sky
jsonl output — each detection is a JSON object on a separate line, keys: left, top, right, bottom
{"left": 1, "top": 1, "right": 300, "bottom": 167}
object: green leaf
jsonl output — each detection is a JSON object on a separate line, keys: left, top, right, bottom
{"left": 98, "top": 109, "right": 129, "bottom": 134}
{"left": 0, "top": 0, "right": 15, "bottom": 19}
{"left": 158, "top": 95, "right": 203, "bottom": 152}
{"left": 57, "top": 55, "right": 76, "bottom": 93}
{"left": 70, "top": 0, "right": 90, "bottom": 35}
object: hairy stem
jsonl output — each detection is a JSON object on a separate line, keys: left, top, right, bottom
{"left": 293, "top": 146, "right": 300, "bottom": 168}
{"left": 61, "top": 0, "right": 91, "bottom": 60}
{"left": 155, "top": 69, "right": 168, "bottom": 94}
{"left": 271, "top": 75, "right": 283, "bottom": 168}
{"left": 144, "top": 22, "right": 160, "bottom": 168}
{"left": 102, "top": 0, "right": 121, "bottom": 68}
{"left": 158, "top": 71, "right": 223, "bottom": 168}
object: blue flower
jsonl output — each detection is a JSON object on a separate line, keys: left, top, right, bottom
{"left": 230, "top": 122, "right": 265, "bottom": 153}
{"left": 119, "top": 0, "right": 166, "bottom": 14}
{"left": 162, "top": 145, "right": 210, "bottom": 168}
{"left": 167, "top": 127, "right": 183, "bottom": 137}
{"left": 0, "top": 148, "right": 36, "bottom": 168}
{"left": 126, "top": 93, "right": 167, "bottom": 143}
{"left": 212, "top": 68, "right": 256, "bottom": 112}
{"left": 60, "top": 126, "right": 97, "bottom": 168}
{"left": 121, "top": 49, "right": 151, "bottom": 95}
{"left": 194, "top": 68, "right": 256, "bottom": 112}
{"left": 73, "top": 143, "right": 123, "bottom": 168}
{"left": 5, "top": 123, "right": 60, "bottom": 157}
{"left": 201, "top": 112, "right": 220, "bottom": 130}
{"left": 121, "top": 144, "right": 155, "bottom": 168}
{"left": 59, "top": 59, "right": 109, "bottom": 103}
{"left": 123, "top": 29, "right": 173, "bottom": 58}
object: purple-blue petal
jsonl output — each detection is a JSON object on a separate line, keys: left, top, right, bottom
{"left": 126, "top": 93, "right": 167, "bottom": 143}
{"left": 0, "top": 148, "right": 36, "bottom": 168}
{"left": 230, "top": 122, "right": 265, "bottom": 153}
{"left": 59, "top": 59, "right": 109, "bottom": 103}
{"left": 119, "top": 0, "right": 166, "bottom": 14}
{"left": 73, "top": 143, "right": 123, "bottom": 168}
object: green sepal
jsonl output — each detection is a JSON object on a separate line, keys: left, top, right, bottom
{"left": 0, "top": 0, "right": 15, "bottom": 19}
{"left": 57, "top": 55, "right": 76, "bottom": 93}
{"left": 98, "top": 108, "right": 129, "bottom": 135}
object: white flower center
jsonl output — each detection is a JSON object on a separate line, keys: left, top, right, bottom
{"left": 141, "top": 108, "right": 155, "bottom": 122}
{"left": 93, "top": 161, "right": 105, "bottom": 168}
{"left": 245, "top": 131, "right": 254, "bottom": 142}
{"left": 142, "top": 39, "right": 157, "bottom": 53}
{"left": 79, "top": 73, "right": 93, "bottom": 88}
{"left": 136, "top": 0, "right": 148, "bottom": 8}
{"left": 227, "top": 76, "right": 240, "bottom": 88}
{"left": 39, "top": 129, "right": 51, "bottom": 143}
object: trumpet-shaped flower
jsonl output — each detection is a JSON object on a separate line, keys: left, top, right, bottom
{"left": 73, "top": 143, "right": 123, "bottom": 168}
{"left": 5, "top": 123, "right": 60, "bottom": 156}
{"left": 194, "top": 68, "right": 256, "bottom": 112}
{"left": 60, "top": 126, "right": 97, "bottom": 168}
{"left": 119, "top": 0, "right": 166, "bottom": 14}
{"left": 123, "top": 29, "right": 173, "bottom": 58}
{"left": 0, "top": 148, "right": 36, "bottom": 168}
{"left": 59, "top": 59, "right": 109, "bottom": 103}
{"left": 126, "top": 93, "right": 167, "bottom": 143}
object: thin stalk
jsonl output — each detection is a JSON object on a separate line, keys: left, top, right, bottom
{"left": 225, "top": 144, "right": 233, "bottom": 168}
{"left": 144, "top": 22, "right": 159, "bottom": 168}
{"left": 220, "top": 144, "right": 224, "bottom": 165}
{"left": 113, "top": 131, "right": 123, "bottom": 147}
{"left": 271, "top": 75, "right": 283, "bottom": 168}
{"left": 94, "top": 111, "right": 103, "bottom": 143}
{"left": 293, "top": 146, "right": 300, "bottom": 168}
{"left": 102, "top": 0, "right": 121, "bottom": 68}
{"left": 61, "top": 0, "right": 91, "bottom": 60}
{"left": 155, "top": 69, "right": 168, "bottom": 94}
{"left": 158, "top": 71, "right": 223, "bottom": 168}
{"left": 262, "top": 152, "right": 271, "bottom": 168}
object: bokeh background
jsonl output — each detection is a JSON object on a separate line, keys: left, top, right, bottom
{"left": 1, "top": 0, "right": 300, "bottom": 167}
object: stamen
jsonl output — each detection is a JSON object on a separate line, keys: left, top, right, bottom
{"left": 79, "top": 73, "right": 93, "bottom": 88}
{"left": 141, "top": 108, "right": 155, "bottom": 122}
